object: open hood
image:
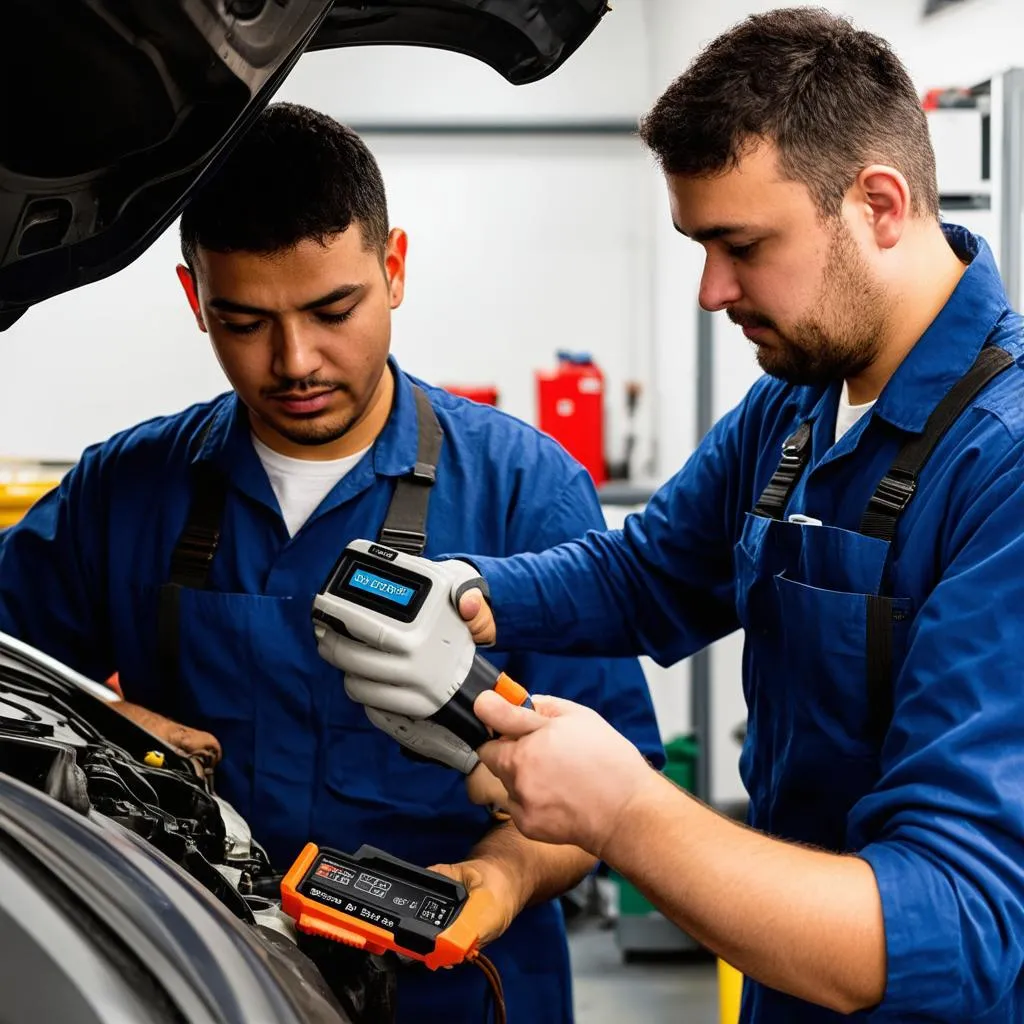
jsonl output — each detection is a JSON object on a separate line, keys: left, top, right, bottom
{"left": 0, "top": 0, "right": 609, "bottom": 330}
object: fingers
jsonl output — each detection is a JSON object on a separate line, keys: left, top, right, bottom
{"left": 169, "top": 724, "right": 222, "bottom": 764}
{"left": 473, "top": 690, "right": 546, "bottom": 737}
{"left": 346, "top": 674, "right": 439, "bottom": 719}
{"left": 465, "top": 762, "right": 510, "bottom": 807}
{"left": 457, "top": 588, "right": 496, "bottom": 645}
{"left": 317, "top": 608, "right": 414, "bottom": 655}
{"left": 317, "top": 632, "right": 415, "bottom": 683}
{"left": 530, "top": 694, "right": 575, "bottom": 719}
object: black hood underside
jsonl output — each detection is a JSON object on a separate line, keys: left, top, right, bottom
{"left": 0, "top": 0, "right": 609, "bottom": 330}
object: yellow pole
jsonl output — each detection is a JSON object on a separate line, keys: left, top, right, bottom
{"left": 717, "top": 959, "right": 743, "bottom": 1024}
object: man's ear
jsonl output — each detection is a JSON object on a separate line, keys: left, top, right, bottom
{"left": 176, "top": 264, "right": 207, "bottom": 332}
{"left": 850, "top": 164, "right": 910, "bottom": 251}
{"left": 384, "top": 228, "right": 408, "bottom": 310}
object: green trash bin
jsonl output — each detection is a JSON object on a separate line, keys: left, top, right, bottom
{"left": 614, "top": 733, "right": 701, "bottom": 955}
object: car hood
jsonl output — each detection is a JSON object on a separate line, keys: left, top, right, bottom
{"left": 0, "top": 0, "right": 609, "bottom": 329}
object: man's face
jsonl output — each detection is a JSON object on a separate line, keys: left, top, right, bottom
{"left": 182, "top": 223, "right": 406, "bottom": 453}
{"left": 667, "top": 142, "right": 891, "bottom": 387}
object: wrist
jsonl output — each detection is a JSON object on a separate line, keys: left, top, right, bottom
{"left": 597, "top": 765, "right": 674, "bottom": 864}
{"left": 467, "top": 853, "right": 531, "bottom": 920}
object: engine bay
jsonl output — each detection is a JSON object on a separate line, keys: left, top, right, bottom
{"left": 0, "top": 634, "right": 396, "bottom": 1023}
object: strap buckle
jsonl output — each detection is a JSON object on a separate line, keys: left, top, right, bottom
{"left": 378, "top": 527, "right": 427, "bottom": 555}
{"left": 869, "top": 469, "right": 917, "bottom": 515}
{"left": 781, "top": 421, "right": 812, "bottom": 459}
{"left": 410, "top": 461, "right": 437, "bottom": 485}
{"left": 173, "top": 525, "right": 221, "bottom": 568}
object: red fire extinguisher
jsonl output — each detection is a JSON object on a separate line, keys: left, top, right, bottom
{"left": 536, "top": 351, "right": 606, "bottom": 487}
{"left": 441, "top": 384, "right": 500, "bottom": 406}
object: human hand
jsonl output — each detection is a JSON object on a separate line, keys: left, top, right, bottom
{"left": 114, "top": 700, "right": 222, "bottom": 769}
{"left": 465, "top": 761, "right": 511, "bottom": 810}
{"left": 457, "top": 587, "right": 496, "bottom": 646}
{"left": 426, "top": 858, "right": 522, "bottom": 948}
{"left": 474, "top": 692, "right": 657, "bottom": 858}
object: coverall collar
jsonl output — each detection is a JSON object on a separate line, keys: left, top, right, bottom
{"left": 869, "top": 224, "right": 1009, "bottom": 434}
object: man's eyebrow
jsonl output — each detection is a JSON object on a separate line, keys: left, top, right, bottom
{"left": 207, "top": 296, "right": 270, "bottom": 315}
{"left": 208, "top": 284, "right": 364, "bottom": 316}
{"left": 674, "top": 223, "right": 752, "bottom": 243}
{"left": 298, "top": 284, "right": 363, "bottom": 311}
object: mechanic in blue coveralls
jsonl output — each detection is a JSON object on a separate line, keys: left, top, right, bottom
{"left": 0, "top": 103, "right": 662, "bottom": 1022}
{"left": 335, "top": 10, "right": 1024, "bottom": 1024}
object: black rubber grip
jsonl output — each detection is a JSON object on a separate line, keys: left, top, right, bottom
{"left": 427, "top": 654, "right": 501, "bottom": 750}
{"left": 453, "top": 576, "right": 490, "bottom": 606}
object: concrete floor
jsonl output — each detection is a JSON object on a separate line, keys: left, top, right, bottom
{"left": 570, "top": 923, "right": 720, "bottom": 1024}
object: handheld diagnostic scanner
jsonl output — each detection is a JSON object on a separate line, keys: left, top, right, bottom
{"left": 312, "top": 540, "right": 532, "bottom": 757}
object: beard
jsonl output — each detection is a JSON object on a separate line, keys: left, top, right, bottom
{"left": 259, "top": 376, "right": 360, "bottom": 447}
{"left": 272, "top": 414, "right": 358, "bottom": 447}
{"left": 729, "top": 222, "right": 891, "bottom": 387}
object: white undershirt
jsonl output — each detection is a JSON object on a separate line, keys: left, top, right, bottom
{"left": 834, "top": 382, "right": 876, "bottom": 443}
{"left": 252, "top": 433, "right": 370, "bottom": 536}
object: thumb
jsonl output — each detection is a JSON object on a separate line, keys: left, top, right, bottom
{"left": 474, "top": 689, "right": 546, "bottom": 738}
{"left": 458, "top": 587, "right": 483, "bottom": 620}
{"left": 426, "top": 862, "right": 460, "bottom": 882}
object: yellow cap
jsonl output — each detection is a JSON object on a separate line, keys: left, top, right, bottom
{"left": 143, "top": 751, "right": 165, "bottom": 768}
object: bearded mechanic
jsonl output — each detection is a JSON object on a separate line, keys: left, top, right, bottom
{"left": 334, "top": 9, "right": 1024, "bottom": 1024}
{"left": 0, "top": 103, "right": 663, "bottom": 1022}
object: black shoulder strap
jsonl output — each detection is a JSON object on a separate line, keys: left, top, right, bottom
{"left": 158, "top": 416, "right": 225, "bottom": 690}
{"left": 862, "top": 345, "right": 1013, "bottom": 744}
{"left": 752, "top": 420, "right": 813, "bottom": 520}
{"left": 166, "top": 420, "right": 227, "bottom": 589}
{"left": 860, "top": 345, "right": 1014, "bottom": 542}
{"left": 377, "top": 384, "right": 443, "bottom": 556}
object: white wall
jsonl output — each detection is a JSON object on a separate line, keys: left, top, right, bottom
{"left": 369, "top": 133, "right": 655, "bottom": 469}
{"left": 849, "top": 0, "right": 1024, "bottom": 93}
{"left": 275, "top": 2, "right": 651, "bottom": 124}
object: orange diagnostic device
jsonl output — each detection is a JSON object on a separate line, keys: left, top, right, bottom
{"left": 281, "top": 842, "right": 486, "bottom": 970}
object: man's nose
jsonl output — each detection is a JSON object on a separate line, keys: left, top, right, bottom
{"left": 698, "top": 254, "right": 743, "bottom": 312}
{"left": 272, "top": 319, "right": 324, "bottom": 381}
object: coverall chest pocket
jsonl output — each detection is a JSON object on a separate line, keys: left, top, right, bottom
{"left": 772, "top": 573, "right": 913, "bottom": 755}
{"left": 737, "top": 512, "right": 913, "bottom": 754}
{"left": 322, "top": 697, "right": 465, "bottom": 820}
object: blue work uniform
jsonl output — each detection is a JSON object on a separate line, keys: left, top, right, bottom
{"left": 0, "top": 359, "right": 664, "bottom": 1024}
{"left": 464, "top": 226, "right": 1024, "bottom": 1022}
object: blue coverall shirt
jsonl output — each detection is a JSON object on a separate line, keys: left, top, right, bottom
{"left": 0, "top": 362, "right": 664, "bottom": 1024}
{"left": 466, "top": 226, "right": 1024, "bottom": 1022}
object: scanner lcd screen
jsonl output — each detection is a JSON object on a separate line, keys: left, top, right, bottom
{"left": 348, "top": 568, "right": 417, "bottom": 607}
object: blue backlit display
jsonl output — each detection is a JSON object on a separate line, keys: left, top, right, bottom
{"left": 349, "top": 568, "right": 415, "bottom": 606}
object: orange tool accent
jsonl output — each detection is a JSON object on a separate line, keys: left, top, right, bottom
{"left": 493, "top": 672, "right": 531, "bottom": 708}
{"left": 280, "top": 842, "right": 489, "bottom": 970}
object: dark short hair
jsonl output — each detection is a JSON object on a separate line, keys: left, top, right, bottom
{"left": 638, "top": 7, "right": 939, "bottom": 219}
{"left": 180, "top": 102, "right": 389, "bottom": 267}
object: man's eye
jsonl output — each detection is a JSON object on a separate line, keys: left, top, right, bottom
{"left": 728, "top": 242, "right": 758, "bottom": 260}
{"left": 221, "top": 320, "right": 263, "bottom": 335}
{"left": 317, "top": 310, "right": 354, "bottom": 325}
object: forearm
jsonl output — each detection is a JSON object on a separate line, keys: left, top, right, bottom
{"left": 468, "top": 540, "right": 640, "bottom": 656}
{"left": 603, "top": 774, "right": 885, "bottom": 1015}
{"left": 469, "top": 821, "right": 597, "bottom": 913}
{"left": 113, "top": 700, "right": 222, "bottom": 765}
